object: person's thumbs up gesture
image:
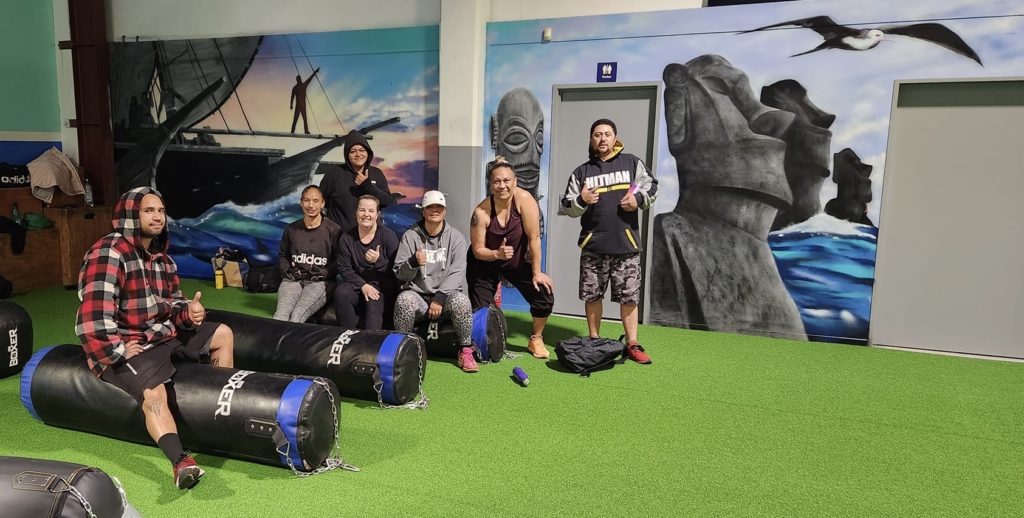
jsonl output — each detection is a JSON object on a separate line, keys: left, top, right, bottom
{"left": 365, "top": 244, "right": 382, "bottom": 263}
{"left": 188, "top": 291, "right": 206, "bottom": 325}
{"left": 496, "top": 237, "right": 515, "bottom": 260}
{"left": 354, "top": 169, "right": 369, "bottom": 186}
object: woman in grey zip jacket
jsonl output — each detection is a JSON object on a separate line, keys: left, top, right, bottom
{"left": 393, "top": 190, "right": 478, "bottom": 372}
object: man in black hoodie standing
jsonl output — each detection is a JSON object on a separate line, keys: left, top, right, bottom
{"left": 559, "top": 118, "right": 658, "bottom": 364}
{"left": 320, "top": 129, "right": 393, "bottom": 231}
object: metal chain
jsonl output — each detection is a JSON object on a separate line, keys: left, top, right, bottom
{"left": 494, "top": 304, "right": 516, "bottom": 361}
{"left": 54, "top": 477, "right": 97, "bottom": 518}
{"left": 495, "top": 308, "right": 517, "bottom": 361}
{"left": 110, "top": 475, "right": 129, "bottom": 512}
{"left": 276, "top": 377, "right": 360, "bottom": 477}
{"left": 374, "top": 337, "right": 430, "bottom": 410}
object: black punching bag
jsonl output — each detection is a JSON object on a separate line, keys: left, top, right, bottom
{"left": 21, "top": 345, "right": 340, "bottom": 471}
{"left": 417, "top": 303, "right": 507, "bottom": 362}
{"left": 0, "top": 300, "right": 32, "bottom": 379}
{"left": 206, "top": 310, "right": 426, "bottom": 406}
{"left": 0, "top": 456, "right": 140, "bottom": 518}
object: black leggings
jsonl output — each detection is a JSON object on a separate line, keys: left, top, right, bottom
{"left": 467, "top": 258, "right": 553, "bottom": 318}
{"left": 333, "top": 283, "right": 387, "bottom": 330}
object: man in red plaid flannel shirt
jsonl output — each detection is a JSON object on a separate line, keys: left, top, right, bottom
{"left": 76, "top": 186, "right": 234, "bottom": 490}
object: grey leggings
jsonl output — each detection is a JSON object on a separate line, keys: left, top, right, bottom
{"left": 274, "top": 280, "right": 328, "bottom": 323}
{"left": 394, "top": 290, "right": 473, "bottom": 347}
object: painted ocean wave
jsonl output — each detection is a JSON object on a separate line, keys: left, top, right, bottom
{"left": 169, "top": 200, "right": 422, "bottom": 278}
{"left": 769, "top": 214, "right": 878, "bottom": 344}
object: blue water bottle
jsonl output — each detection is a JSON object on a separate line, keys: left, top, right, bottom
{"left": 512, "top": 367, "right": 530, "bottom": 387}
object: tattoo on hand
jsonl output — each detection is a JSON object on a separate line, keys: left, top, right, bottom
{"left": 148, "top": 404, "right": 162, "bottom": 417}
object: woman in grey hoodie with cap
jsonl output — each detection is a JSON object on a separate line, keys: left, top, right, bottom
{"left": 393, "top": 190, "right": 478, "bottom": 373}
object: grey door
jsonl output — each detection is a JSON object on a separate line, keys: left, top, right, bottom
{"left": 870, "top": 79, "right": 1024, "bottom": 358}
{"left": 546, "top": 84, "right": 660, "bottom": 320}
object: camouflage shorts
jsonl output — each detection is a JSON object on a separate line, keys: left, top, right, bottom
{"left": 579, "top": 251, "right": 641, "bottom": 305}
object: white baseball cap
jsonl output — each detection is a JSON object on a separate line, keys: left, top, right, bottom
{"left": 421, "top": 190, "right": 446, "bottom": 208}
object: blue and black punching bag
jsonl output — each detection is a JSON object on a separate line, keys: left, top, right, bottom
{"left": 417, "top": 303, "right": 507, "bottom": 363}
{"left": 207, "top": 310, "right": 426, "bottom": 407}
{"left": 0, "top": 300, "right": 32, "bottom": 379}
{"left": 21, "top": 345, "right": 341, "bottom": 471}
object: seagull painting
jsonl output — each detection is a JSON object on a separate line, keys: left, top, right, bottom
{"left": 740, "top": 15, "right": 983, "bottom": 65}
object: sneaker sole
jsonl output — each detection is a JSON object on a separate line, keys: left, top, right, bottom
{"left": 176, "top": 466, "right": 205, "bottom": 490}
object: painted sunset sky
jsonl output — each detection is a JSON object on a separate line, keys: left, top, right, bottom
{"left": 193, "top": 25, "right": 439, "bottom": 202}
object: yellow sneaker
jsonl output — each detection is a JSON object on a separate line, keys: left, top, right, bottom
{"left": 527, "top": 335, "right": 550, "bottom": 359}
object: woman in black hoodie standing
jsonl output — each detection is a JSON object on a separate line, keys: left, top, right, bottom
{"left": 320, "top": 129, "right": 393, "bottom": 231}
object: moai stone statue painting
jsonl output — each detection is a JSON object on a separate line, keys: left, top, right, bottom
{"left": 761, "top": 79, "right": 835, "bottom": 231}
{"left": 650, "top": 55, "right": 806, "bottom": 338}
{"left": 825, "top": 148, "right": 875, "bottom": 226}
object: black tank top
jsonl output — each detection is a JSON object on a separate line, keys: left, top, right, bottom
{"left": 484, "top": 195, "right": 528, "bottom": 270}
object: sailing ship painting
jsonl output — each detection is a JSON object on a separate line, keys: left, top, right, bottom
{"left": 108, "top": 27, "right": 439, "bottom": 276}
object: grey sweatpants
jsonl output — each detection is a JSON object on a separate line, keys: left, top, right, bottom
{"left": 274, "top": 280, "right": 328, "bottom": 323}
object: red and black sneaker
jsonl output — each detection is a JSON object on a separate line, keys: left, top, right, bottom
{"left": 619, "top": 336, "right": 652, "bottom": 364}
{"left": 173, "top": 453, "right": 205, "bottom": 490}
{"left": 627, "top": 343, "right": 652, "bottom": 364}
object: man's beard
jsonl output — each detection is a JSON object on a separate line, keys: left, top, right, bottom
{"left": 141, "top": 226, "right": 163, "bottom": 239}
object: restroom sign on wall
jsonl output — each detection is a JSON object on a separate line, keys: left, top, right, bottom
{"left": 596, "top": 62, "right": 617, "bottom": 82}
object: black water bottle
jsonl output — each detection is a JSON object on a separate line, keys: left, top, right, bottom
{"left": 10, "top": 202, "right": 22, "bottom": 225}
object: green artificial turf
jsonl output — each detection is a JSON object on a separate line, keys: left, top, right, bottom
{"left": 2, "top": 281, "right": 1023, "bottom": 517}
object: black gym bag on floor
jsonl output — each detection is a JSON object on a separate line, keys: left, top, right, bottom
{"left": 555, "top": 337, "right": 627, "bottom": 377}
{"left": 244, "top": 264, "right": 281, "bottom": 293}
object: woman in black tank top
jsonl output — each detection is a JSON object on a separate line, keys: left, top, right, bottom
{"left": 467, "top": 157, "right": 555, "bottom": 359}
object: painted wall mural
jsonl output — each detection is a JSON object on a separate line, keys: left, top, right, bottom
{"left": 108, "top": 26, "right": 439, "bottom": 277}
{"left": 484, "top": 0, "right": 1024, "bottom": 343}
{"left": 490, "top": 87, "right": 545, "bottom": 200}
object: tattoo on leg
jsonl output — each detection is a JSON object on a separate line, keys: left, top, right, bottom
{"left": 210, "top": 357, "right": 220, "bottom": 366}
